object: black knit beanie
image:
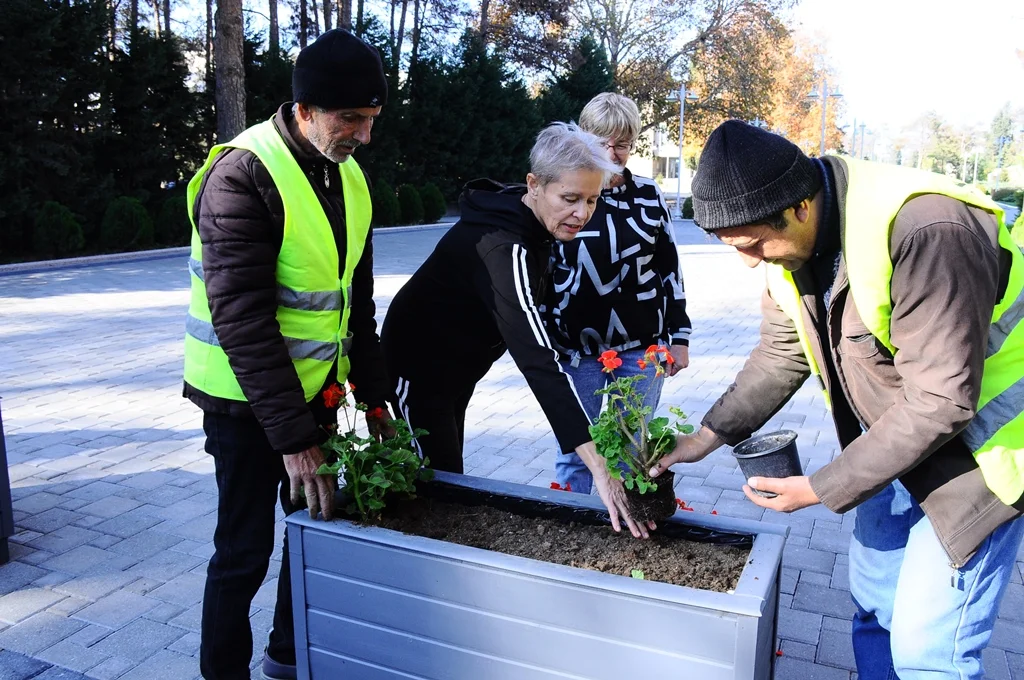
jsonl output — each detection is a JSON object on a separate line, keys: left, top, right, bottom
{"left": 691, "top": 120, "right": 821, "bottom": 231}
{"left": 292, "top": 29, "right": 388, "bottom": 109}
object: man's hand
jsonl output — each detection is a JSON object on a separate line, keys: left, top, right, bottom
{"left": 283, "top": 446, "right": 335, "bottom": 520}
{"left": 649, "top": 426, "right": 722, "bottom": 477}
{"left": 742, "top": 476, "right": 820, "bottom": 512}
{"left": 667, "top": 345, "right": 689, "bottom": 376}
{"left": 366, "top": 406, "right": 397, "bottom": 442}
{"left": 575, "top": 442, "right": 654, "bottom": 539}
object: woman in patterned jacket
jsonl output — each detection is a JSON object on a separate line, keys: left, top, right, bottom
{"left": 545, "top": 93, "right": 692, "bottom": 494}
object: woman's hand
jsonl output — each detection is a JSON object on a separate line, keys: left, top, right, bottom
{"left": 667, "top": 345, "right": 689, "bottom": 376}
{"left": 575, "top": 441, "right": 654, "bottom": 539}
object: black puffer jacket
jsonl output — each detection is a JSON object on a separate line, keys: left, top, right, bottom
{"left": 184, "top": 103, "right": 389, "bottom": 455}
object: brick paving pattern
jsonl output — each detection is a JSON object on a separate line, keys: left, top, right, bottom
{"left": 1, "top": 222, "right": 1021, "bottom": 679}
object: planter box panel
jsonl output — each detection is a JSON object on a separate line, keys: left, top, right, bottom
{"left": 300, "top": 528, "right": 744, "bottom": 657}
{"left": 308, "top": 609, "right": 743, "bottom": 680}
{"left": 303, "top": 566, "right": 744, "bottom": 680}
{"left": 288, "top": 472, "right": 788, "bottom": 680}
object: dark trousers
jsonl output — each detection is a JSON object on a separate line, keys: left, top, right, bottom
{"left": 200, "top": 412, "right": 298, "bottom": 679}
{"left": 390, "top": 375, "right": 473, "bottom": 474}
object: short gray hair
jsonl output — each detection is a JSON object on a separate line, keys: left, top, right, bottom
{"left": 579, "top": 93, "right": 641, "bottom": 145}
{"left": 529, "top": 122, "right": 620, "bottom": 186}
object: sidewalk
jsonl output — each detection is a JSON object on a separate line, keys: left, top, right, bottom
{"left": 0, "top": 221, "right": 1021, "bottom": 679}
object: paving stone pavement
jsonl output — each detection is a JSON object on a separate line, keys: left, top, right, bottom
{"left": 1, "top": 221, "right": 1022, "bottom": 680}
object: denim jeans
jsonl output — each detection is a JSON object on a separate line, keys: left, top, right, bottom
{"left": 200, "top": 412, "right": 299, "bottom": 679}
{"left": 849, "top": 481, "right": 1024, "bottom": 680}
{"left": 554, "top": 348, "right": 664, "bottom": 495}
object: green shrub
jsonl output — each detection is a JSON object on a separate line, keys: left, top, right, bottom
{"left": 682, "top": 196, "right": 694, "bottom": 220}
{"left": 397, "top": 184, "right": 424, "bottom": 225}
{"left": 991, "top": 187, "right": 1023, "bottom": 208}
{"left": 371, "top": 180, "right": 399, "bottom": 228}
{"left": 33, "top": 201, "right": 85, "bottom": 258}
{"left": 156, "top": 195, "right": 191, "bottom": 246}
{"left": 420, "top": 182, "right": 447, "bottom": 224}
{"left": 101, "top": 197, "right": 154, "bottom": 250}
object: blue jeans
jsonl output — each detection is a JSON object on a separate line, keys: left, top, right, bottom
{"left": 849, "top": 481, "right": 1024, "bottom": 680}
{"left": 554, "top": 348, "right": 664, "bottom": 495}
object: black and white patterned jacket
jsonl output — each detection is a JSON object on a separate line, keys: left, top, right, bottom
{"left": 544, "top": 169, "right": 691, "bottom": 356}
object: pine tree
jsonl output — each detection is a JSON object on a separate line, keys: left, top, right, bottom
{"left": 539, "top": 36, "right": 614, "bottom": 125}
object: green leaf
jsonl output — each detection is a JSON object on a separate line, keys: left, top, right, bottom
{"left": 631, "top": 569, "right": 645, "bottom": 580}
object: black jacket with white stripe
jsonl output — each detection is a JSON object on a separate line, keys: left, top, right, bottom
{"left": 380, "top": 179, "right": 593, "bottom": 454}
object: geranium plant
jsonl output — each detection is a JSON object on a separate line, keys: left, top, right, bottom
{"left": 589, "top": 346, "right": 694, "bottom": 495}
{"left": 316, "top": 382, "right": 432, "bottom": 521}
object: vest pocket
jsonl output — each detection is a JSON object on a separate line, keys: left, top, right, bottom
{"left": 839, "top": 333, "right": 881, "bottom": 359}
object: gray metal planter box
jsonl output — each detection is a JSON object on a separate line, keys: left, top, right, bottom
{"left": 286, "top": 471, "right": 788, "bottom": 680}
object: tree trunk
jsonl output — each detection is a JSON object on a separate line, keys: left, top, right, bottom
{"left": 163, "top": 0, "right": 171, "bottom": 36}
{"left": 215, "top": 0, "right": 246, "bottom": 141}
{"left": 338, "top": 0, "right": 351, "bottom": 30}
{"left": 410, "top": 0, "right": 421, "bottom": 70}
{"left": 322, "top": 0, "right": 331, "bottom": 30}
{"left": 152, "top": 0, "right": 161, "bottom": 37}
{"left": 205, "top": 0, "right": 213, "bottom": 79}
{"left": 391, "top": 0, "right": 408, "bottom": 82}
{"left": 479, "top": 0, "right": 490, "bottom": 36}
{"left": 311, "top": 0, "right": 320, "bottom": 37}
{"left": 299, "top": 0, "right": 308, "bottom": 47}
{"left": 129, "top": 0, "right": 139, "bottom": 43}
{"left": 269, "top": 0, "right": 279, "bottom": 52}
{"left": 356, "top": 0, "right": 364, "bottom": 35}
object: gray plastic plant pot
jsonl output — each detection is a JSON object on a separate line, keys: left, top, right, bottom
{"left": 732, "top": 430, "right": 803, "bottom": 498}
{"left": 286, "top": 471, "right": 789, "bottom": 680}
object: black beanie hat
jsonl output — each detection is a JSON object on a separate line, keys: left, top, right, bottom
{"left": 691, "top": 120, "right": 821, "bottom": 231}
{"left": 292, "top": 29, "right": 388, "bottom": 109}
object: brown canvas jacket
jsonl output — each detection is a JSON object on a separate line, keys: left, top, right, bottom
{"left": 703, "top": 156, "right": 1023, "bottom": 566}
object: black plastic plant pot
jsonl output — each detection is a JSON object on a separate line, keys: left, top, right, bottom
{"left": 731, "top": 430, "right": 802, "bottom": 498}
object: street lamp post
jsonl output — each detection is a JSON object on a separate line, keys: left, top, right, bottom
{"left": 807, "top": 78, "right": 843, "bottom": 156}
{"left": 667, "top": 82, "right": 697, "bottom": 218}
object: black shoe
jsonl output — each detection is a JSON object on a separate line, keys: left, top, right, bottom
{"left": 260, "top": 651, "right": 297, "bottom": 680}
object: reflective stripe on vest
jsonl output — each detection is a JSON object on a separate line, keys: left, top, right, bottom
{"left": 182, "top": 118, "right": 371, "bottom": 402}
{"left": 766, "top": 157, "right": 1024, "bottom": 505}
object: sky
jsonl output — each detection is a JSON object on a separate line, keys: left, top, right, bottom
{"left": 790, "top": 0, "right": 1024, "bottom": 134}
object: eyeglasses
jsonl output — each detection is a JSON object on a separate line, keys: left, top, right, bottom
{"left": 604, "top": 140, "right": 635, "bottom": 154}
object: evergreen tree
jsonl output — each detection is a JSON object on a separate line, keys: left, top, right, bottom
{"left": 101, "top": 32, "right": 205, "bottom": 215}
{"left": 538, "top": 36, "right": 614, "bottom": 126}
{"left": 245, "top": 28, "right": 294, "bottom": 126}
{"left": 441, "top": 32, "right": 541, "bottom": 193}
{"left": 0, "top": 0, "right": 110, "bottom": 255}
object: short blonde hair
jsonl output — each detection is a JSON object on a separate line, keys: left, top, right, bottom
{"left": 579, "top": 93, "right": 641, "bottom": 145}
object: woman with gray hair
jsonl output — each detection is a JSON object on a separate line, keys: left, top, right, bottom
{"left": 382, "top": 122, "right": 654, "bottom": 538}
{"left": 545, "top": 93, "right": 692, "bottom": 495}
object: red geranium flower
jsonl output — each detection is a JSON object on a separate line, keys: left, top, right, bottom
{"left": 322, "top": 383, "right": 345, "bottom": 408}
{"left": 637, "top": 359, "right": 648, "bottom": 369}
{"left": 664, "top": 352, "right": 675, "bottom": 365}
{"left": 598, "top": 350, "right": 622, "bottom": 373}
{"left": 368, "top": 406, "right": 385, "bottom": 419}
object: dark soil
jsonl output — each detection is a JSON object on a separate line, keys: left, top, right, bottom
{"left": 375, "top": 497, "right": 749, "bottom": 592}
{"left": 624, "top": 470, "right": 678, "bottom": 524}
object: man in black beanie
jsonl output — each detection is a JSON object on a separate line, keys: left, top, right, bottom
{"left": 651, "top": 120, "right": 1024, "bottom": 679}
{"left": 183, "top": 29, "right": 394, "bottom": 680}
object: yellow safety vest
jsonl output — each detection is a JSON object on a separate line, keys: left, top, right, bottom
{"left": 767, "top": 157, "right": 1024, "bottom": 505}
{"left": 183, "top": 118, "right": 372, "bottom": 402}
